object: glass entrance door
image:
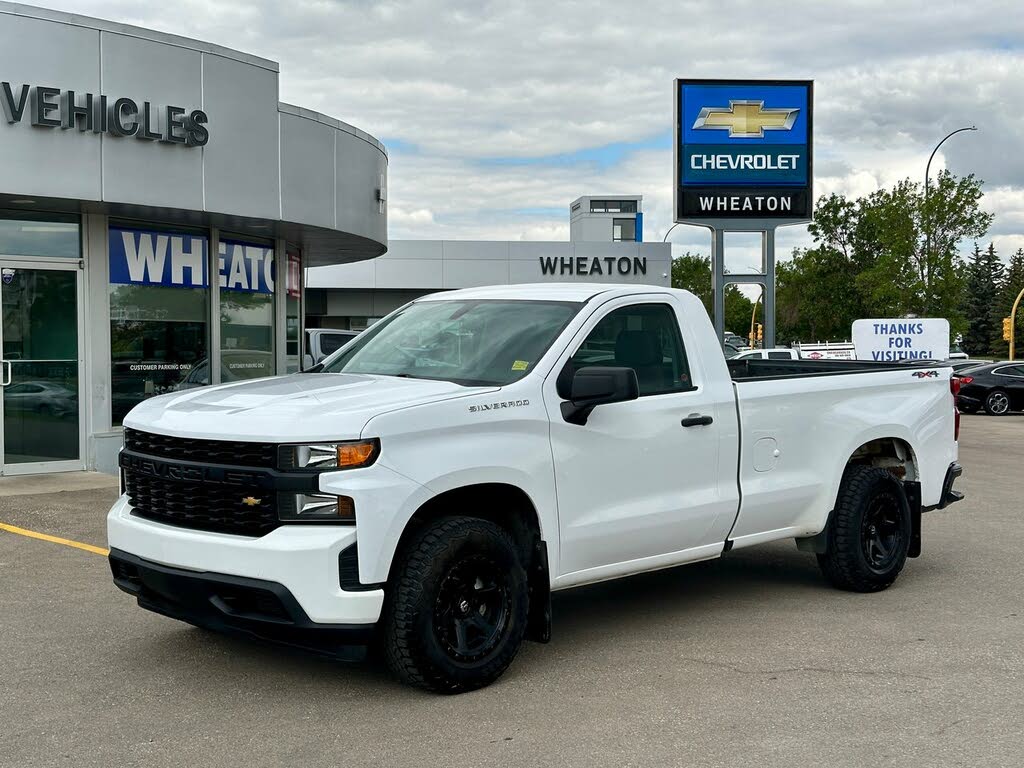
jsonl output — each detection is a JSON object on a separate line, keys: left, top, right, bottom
{"left": 0, "top": 263, "right": 84, "bottom": 473}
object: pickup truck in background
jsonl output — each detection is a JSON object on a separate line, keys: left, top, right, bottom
{"left": 731, "top": 347, "right": 800, "bottom": 361}
{"left": 303, "top": 328, "right": 359, "bottom": 369}
{"left": 108, "top": 284, "right": 963, "bottom": 693}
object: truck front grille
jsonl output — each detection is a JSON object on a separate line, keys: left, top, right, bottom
{"left": 124, "top": 471, "right": 280, "bottom": 537}
{"left": 123, "top": 428, "right": 279, "bottom": 469}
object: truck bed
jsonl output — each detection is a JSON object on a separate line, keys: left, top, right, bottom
{"left": 727, "top": 357, "right": 948, "bottom": 381}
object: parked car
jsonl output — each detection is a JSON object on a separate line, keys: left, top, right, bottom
{"left": 948, "top": 359, "right": 989, "bottom": 372}
{"left": 722, "top": 331, "right": 750, "bottom": 352}
{"left": 955, "top": 362, "right": 1024, "bottom": 415}
{"left": 110, "top": 284, "right": 963, "bottom": 693}
{"left": 732, "top": 347, "right": 799, "bottom": 361}
{"left": 3, "top": 380, "right": 77, "bottom": 417}
{"left": 304, "top": 328, "right": 359, "bottom": 369}
{"left": 722, "top": 341, "right": 743, "bottom": 359}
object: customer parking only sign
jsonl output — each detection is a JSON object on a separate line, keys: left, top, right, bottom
{"left": 675, "top": 79, "right": 813, "bottom": 221}
{"left": 852, "top": 319, "right": 951, "bottom": 362}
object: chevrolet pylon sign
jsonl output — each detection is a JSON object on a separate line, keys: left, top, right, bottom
{"left": 675, "top": 79, "right": 813, "bottom": 221}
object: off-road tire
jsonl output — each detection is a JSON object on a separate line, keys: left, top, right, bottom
{"left": 383, "top": 516, "right": 528, "bottom": 693}
{"left": 817, "top": 466, "right": 911, "bottom": 593}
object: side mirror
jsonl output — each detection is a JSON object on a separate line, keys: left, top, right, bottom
{"left": 561, "top": 366, "right": 639, "bottom": 425}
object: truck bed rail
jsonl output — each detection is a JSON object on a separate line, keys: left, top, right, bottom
{"left": 727, "top": 357, "right": 950, "bottom": 382}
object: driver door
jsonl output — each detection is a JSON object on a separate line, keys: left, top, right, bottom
{"left": 546, "top": 296, "right": 738, "bottom": 585}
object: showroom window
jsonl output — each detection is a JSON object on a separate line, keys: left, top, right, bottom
{"left": 108, "top": 224, "right": 209, "bottom": 426}
{"left": 218, "top": 236, "right": 275, "bottom": 382}
{"left": 0, "top": 211, "right": 80, "bottom": 258}
{"left": 285, "top": 249, "right": 302, "bottom": 373}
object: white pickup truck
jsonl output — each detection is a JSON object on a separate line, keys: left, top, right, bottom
{"left": 108, "top": 284, "right": 964, "bottom": 693}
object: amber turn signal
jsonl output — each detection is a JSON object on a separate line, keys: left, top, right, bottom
{"left": 336, "top": 440, "right": 378, "bottom": 468}
{"left": 336, "top": 495, "right": 356, "bottom": 521}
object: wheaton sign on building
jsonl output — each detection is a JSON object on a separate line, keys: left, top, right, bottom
{"left": 674, "top": 79, "right": 813, "bottom": 220}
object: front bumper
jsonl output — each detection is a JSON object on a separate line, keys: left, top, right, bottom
{"left": 107, "top": 494, "right": 384, "bottom": 625}
{"left": 110, "top": 548, "right": 374, "bottom": 660}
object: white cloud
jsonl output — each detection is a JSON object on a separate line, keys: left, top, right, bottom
{"left": 38, "top": 0, "right": 1024, "bottom": 254}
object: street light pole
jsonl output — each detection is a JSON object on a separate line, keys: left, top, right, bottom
{"left": 923, "top": 126, "right": 977, "bottom": 301}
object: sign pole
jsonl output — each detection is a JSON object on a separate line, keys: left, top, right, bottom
{"left": 711, "top": 228, "right": 726, "bottom": 343}
{"left": 764, "top": 227, "right": 776, "bottom": 348}
{"left": 1010, "top": 286, "right": 1024, "bottom": 361}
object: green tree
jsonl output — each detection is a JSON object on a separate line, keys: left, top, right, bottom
{"left": 961, "top": 242, "right": 1004, "bottom": 356}
{"left": 790, "top": 171, "right": 993, "bottom": 339}
{"left": 671, "top": 252, "right": 755, "bottom": 341}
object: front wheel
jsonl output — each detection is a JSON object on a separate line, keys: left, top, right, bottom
{"left": 817, "top": 465, "right": 911, "bottom": 592}
{"left": 984, "top": 389, "right": 1010, "bottom": 415}
{"left": 383, "top": 516, "right": 528, "bottom": 693}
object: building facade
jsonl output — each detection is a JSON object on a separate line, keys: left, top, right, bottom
{"left": 569, "top": 195, "right": 644, "bottom": 242}
{"left": 307, "top": 200, "right": 669, "bottom": 330}
{"left": 0, "top": 2, "right": 387, "bottom": 474}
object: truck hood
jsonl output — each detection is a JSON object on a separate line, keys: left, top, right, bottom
{"left": 123, "top": 373, "right": 497, "bottom": 441}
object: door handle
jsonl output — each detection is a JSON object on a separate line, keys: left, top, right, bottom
{"left": 681, "top": 413, "right": 713, "bottom": 427}
{"left": 1, "top": 360, "right": 10, "bottom": 386}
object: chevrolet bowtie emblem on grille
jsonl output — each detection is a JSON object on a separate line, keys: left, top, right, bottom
{"left": 241, "top": 496, "right": 262, "bottom": 507}
{"left": 693, "top": 100, "right": 799, "bottom": 138}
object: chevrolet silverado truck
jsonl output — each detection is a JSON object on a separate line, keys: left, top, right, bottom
{"left": 108, "top": 284, "right": 964, "bottom": 693}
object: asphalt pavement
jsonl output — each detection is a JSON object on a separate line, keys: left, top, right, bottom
{"left": 1, "top": 414, "right": 1021, "bottom": 768}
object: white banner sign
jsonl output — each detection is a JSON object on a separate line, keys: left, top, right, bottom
{"left": 852, "top": 319, "right": 950, "bottom": 362}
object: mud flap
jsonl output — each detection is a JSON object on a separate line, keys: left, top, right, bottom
{"left": 526, "top": 539, "right": 551, "bottom": 643}
{"left": 904, "top": 481, "right": 922, "bottom": 558}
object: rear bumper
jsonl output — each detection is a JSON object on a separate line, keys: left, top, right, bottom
{"left": 925, "top": 462, "right": 964, "bottom": 511}
{"left": 110, "top": 548, "right": 374, "bottom": 659}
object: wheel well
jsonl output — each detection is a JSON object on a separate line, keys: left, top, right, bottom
{"left": 388, "top": 483, "right": 552, "bottom": 643}
{"left": 847, "top": 437, "right": 918, "bottom": 482}
{"left": 391, "top": 483, "right": 542, "bottom": 580}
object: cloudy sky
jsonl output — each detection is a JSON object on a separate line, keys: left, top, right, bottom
{"left": 40, "top": 0, "right": 1024, "bottom": 264}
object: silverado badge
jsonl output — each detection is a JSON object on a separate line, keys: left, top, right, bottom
{"left": 241, "top": 496, "right": 263, "bottom": 506}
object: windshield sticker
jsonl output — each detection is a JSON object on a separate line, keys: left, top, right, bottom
{"left": 511, "top": 360, "right": 530, "bottom": 371}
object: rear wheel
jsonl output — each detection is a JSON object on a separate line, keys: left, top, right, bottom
{"left": 817, "top": 466, "right": 911, "bottom": 592}
{"left": 984, "top": 389, "right": 1010, "bottom": 415}
{"left": 383, "top": 516, "right": 528, "bottom": 693}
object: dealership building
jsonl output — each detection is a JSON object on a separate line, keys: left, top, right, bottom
{"left": 306, "top": 196, "right": 671, "bottom": 330}
{"left": 0, "top": 2, "right": 387, "bottom": 475}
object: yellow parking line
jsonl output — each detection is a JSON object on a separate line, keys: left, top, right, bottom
{"left": 0, "top": 522, "right": 109, "bottom": 556}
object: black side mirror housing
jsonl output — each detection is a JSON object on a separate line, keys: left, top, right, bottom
{"left": 560, "top": 366, "right": 639, "bottom": 425}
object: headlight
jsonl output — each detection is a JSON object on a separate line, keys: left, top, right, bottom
{"left": 276, "top": 439, "right": 377, "bottom": 524}
{"left": 282, "top": 439, "right": 380, "bottom": 470}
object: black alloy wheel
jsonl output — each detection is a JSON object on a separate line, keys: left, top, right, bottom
{"left": 433, "top": 555, "right": 510, "bottom": 662}
{"left": 860, "top": 493, "right": 904, "bottom": 573}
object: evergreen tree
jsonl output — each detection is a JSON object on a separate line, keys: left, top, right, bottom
{"left": 961, "top": 243, "right": 995, "bottom": 355}
{"left": 982, "top": 243, "right": 1006, "bottom": 355}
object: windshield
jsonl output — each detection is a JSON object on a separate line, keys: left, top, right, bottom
{"left": 320, "top": 299, "right": 580, "bottom": 385}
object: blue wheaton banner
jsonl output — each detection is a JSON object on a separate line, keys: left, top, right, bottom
{"left": 109, "top": 228, "right": 275, "bottom": 294}
{"left": 675, "top": 79, "right": 813, "bottom": 220}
